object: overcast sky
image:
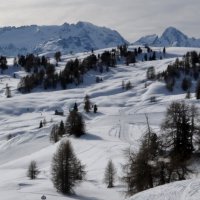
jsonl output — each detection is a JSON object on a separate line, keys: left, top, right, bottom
{"left": 0, "top": 0, "right": 199, "bottom": 42}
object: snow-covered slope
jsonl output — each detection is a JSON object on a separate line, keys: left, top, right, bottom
{"left": 129, "top": 179, "right": 200, "bottom": 200}
{"left": 0, "top": 47, "right": 200, "bottom": 200}
{"left": 0, "top": 22, "right": 127, "bottom": 56}
{"left": 134, "top": 27, "right": 200, "bottom": 47}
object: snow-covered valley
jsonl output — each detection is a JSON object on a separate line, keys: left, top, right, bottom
{"left": 0, "top": 47, "right": 200, "bottom": 200}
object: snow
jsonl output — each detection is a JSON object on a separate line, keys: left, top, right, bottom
{"left": 129, "top": 179, "right": 200, "bottom": 200}
{"left": 0, "top": 47, "right": 200, "bottom": 200}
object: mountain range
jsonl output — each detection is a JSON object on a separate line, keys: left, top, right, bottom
{"left": 0, "top": 21, "right": 127, "bottom": 56}
{"left": 134, "top": 27, "right": 200, "bottom": 47}
{"left": 1, "top": 23, "right": 199, "bottom": 57}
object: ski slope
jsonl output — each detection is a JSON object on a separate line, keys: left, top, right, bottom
{"left": 129, "top": 179, "right": 200, "bottom": 200}
{"left": 0, "top": 47, "right": 200, "bottom": 200}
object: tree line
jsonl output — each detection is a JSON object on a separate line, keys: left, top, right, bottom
{"left": 16, "top": 50, "right": 119, "bottom": 93}
{"left": 150, "top": 51, "right": 200, "bottom": 98}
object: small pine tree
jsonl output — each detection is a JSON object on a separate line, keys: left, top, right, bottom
{"left": 65, "top": 111, "right": 85, "bottom": 137}
{"left": 39, "top": 120, "right": 43, "bottom": 128}
{"left": 58, "top": 120, "right": 65, "bottom": 137}
{"left": 125, "top": 81, "right": 132, "bottom": 90}
{"left": 27, "top": 160, "right": 40, "bottom": 179}
{"left": 151, "top": 51, "right": 156, "bottom": 60}
{"left": 163, "top": 47, "right": 166, "bottom": 55}
{"left": 182, "top": 78, "right": 191, "bottom": 91}
{"left": 5, "top": 84, "right": 11, "bottom": 98}
{"left": 84, "top": 95, "right": 91, "bottom": 113}
{"left": 54, "top": 51, "right": 61, "bottom": 62}
{"left": 104, "top": 159, "right": 116, "bottom": 188}
{"left": 51, "top": 140, "right": 85, "bottom": 194}
{"left": 73, "top": 102, "right": 78, "bottom": 112}
{"left": 93, "top": 104, "right": 98, "bottom": 113}
{"left": 50, "top": 124, "right": 59, "bottom": 143}
{"left": 122, "top": 80, "right": 125, "bottom": 90}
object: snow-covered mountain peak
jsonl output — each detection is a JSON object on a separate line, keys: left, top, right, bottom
{"left": 134, "top": 27, "right": 200, "bottom": 47}
{"left": 162, "top": 26, "right": 186, "bottom": 37}
{"left": 134, "top": 34, "right": 159, "bottom": 46}
{"left": 160, "top": 26, "right": 188, "bottom": 46}
{"left": 76, "top": 21, "right": 93, "bottom": 27}
{"left": 0, "top": 22, "right": 128, "bottom": 56}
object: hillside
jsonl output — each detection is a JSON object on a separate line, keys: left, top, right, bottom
{"left": 0, "top": 46, "right": 200, "bottom": 200}
{"left": 134, "top": 27, "right": 200, "bottom": 47}
{"left": 0, "top": 22, "right": 127, "bottom": 56}
{"left": 128, "top": 178, "right": 200, "bottom": 200}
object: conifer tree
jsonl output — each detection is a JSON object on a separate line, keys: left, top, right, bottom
{"left": 39, "top": 120, "right": 43, "bottom": 128}
{"left": 73, "top": 102, "right": 78, "bottom": 112}
{"left": 104, "top": 159, "right": 116, "bottom": 188}
{"left": 122, "top": 80, "right": 125, "bottom": 90}
{"left": 161, "top": 101, "right": 194, "bottom": 160}
{"left": 122, "top": 116, "right": 160, "bottom": 195}
{"left": 54, "top": 51, "right": 61, "bottom": 63}
{"left": 58, "top": 120, "right": 65, "bottom": 137}
{"left": 125, "top": 81, "right": 132, "bottom": 90}
{"left": 51, "top": 140, "right": 85, "bottom": 194}
{"left": 84, "top": 95, "right": 91, "bottom": 113}
{"left": 163, "top": 47, "right": 166, "bottom": 55}
{"left": 122, "top": 131, "right": 160, "bottom": 195}
{"left": 50, "top": 124, "right": 59, "bottom": 143}
{"left": 65, "top": 111, "right": 85, "bottom": 137}
{"left": 93, "top": 104, "right": 98, "bottom": 113}
{"left": 27, "top": 160, "right": 40, "bottom": 179}
{"left": 5, "top": 84, "right": 11, "bottom": 98}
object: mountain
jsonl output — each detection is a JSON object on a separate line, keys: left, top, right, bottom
{"left": 134, "top": 27, "right": 200, "bottom": 47}
{"left": 0, "top": 21, "right": 127, "bottom": 56}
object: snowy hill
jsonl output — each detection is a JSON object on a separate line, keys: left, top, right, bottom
{"left": 134, "top": 27, "right": 200, "bottom": 47}
{"left": 0, "top": 22, "right": 127, "bottom": 56}
{"left": 128, "top": 179, "right": 200, "bottom": 200}
{"left": 0, "top": 46, "right": 200, "bottom": 200}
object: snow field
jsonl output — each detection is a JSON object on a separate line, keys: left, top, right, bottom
{"left": 0, "top": 47, "right": 200, "bottom": 200}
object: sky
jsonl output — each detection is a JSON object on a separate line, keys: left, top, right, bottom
{"left": 0, "top": 0, "right": 199, "bottom": 42}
